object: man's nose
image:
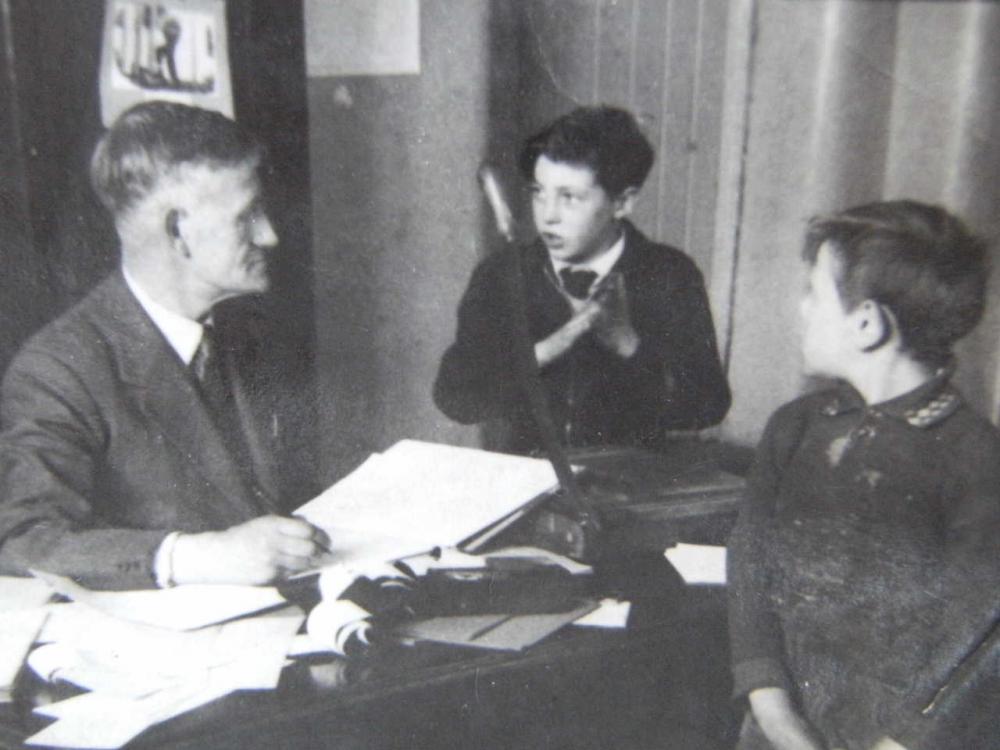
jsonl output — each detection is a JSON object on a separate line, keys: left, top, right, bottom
{"left": 254, "top": 215, "right": 279, "bottom": 247}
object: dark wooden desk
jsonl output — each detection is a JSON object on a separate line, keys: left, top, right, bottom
{"left": 2, "top": 442, "right": 745, "bottom": 750}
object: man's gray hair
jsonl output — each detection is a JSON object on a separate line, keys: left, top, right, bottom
{"left": 90, "top": 101, "right": 263, "bottom": 216}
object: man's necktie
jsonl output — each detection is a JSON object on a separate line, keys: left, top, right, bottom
{"left": 191, "top": 324, "right": 256, "bottom": 476}
{"left": 191, "top": 324, "right": 231, "bottom": 417}
{"left": 559, "top": 268, "right": 597, "bottom": 300}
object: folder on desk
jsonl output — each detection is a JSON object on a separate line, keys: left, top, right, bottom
{"left": 296, "top": 440, "right": 559, "bottom": 566}
{"left": 396, "top": 601, "right": 597, "bottom": 651}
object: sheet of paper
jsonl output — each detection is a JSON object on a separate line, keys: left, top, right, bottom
{"left": 574, "top": 598, "right": 631, "bottom": 628}
{"left": 664, "top": 543, "right": 727, "bottom": 585}
{"left": 32, "top": 570, "right": 286, "bottom": 630}
{"left": 27, "top": 678, "right": 233, "bottom": 749}
{"left": 0, "top": 575, "right": 54, "bottom": 609}
{"left": 297, "top": 440, "right": 557, "bottom": 563}
{"left": 0, "top": 608, "right": 48, "bottom": 701}
{"left": 1, "top": 577, "right": 53, "bottom": 698}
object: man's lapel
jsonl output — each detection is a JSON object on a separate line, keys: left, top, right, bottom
{"left": 99, "top": 273, "right": 274, "bottom": 517}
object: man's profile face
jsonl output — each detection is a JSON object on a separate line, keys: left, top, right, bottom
{"left": 800, "top": 242, "right": 854, "bottom": 377}
{"left": 530, "top": 155, "right": 621, "bottom": 264}
{"left": 177, "top": 161, "right": 278, "bottom": 303}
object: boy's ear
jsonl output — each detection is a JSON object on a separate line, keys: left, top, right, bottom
{"left": 612, "top": 187, "right": 638, "bottom": 219}
{"left": 850, "top": 300, "right": 893, "bottom": 352}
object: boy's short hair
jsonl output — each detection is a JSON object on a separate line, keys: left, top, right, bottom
{"left": 518, "top": 106, "right": 654, "bottom": 197}
{"left": 804, "top": 200, "right": 988, "bottom": 367}
{"left": 91, "top": 101, "right": 263, "bottom": 217}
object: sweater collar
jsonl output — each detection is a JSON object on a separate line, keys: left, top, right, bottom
{"left": 820, "top": 365, "right": 961, "bottom": 428}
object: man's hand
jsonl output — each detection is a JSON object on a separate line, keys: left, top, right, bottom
{"left": 748, "top": 687, "right": 825, "bottom": 750}
{"left": 534, "top": 301, "right": 603, "bottom": 367}
{"left": 171, "top": 515, "right": 331, "bottom": 585}
{"left": 591, "top": 272, "right": 639, "bottom": 358}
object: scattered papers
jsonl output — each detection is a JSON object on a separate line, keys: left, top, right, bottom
{"left": 574, "top": 598, "right": 631, "bottom": 628}
{"left": 0, "top": 576, "right": 53, "bottom": 701}
{"left": 296, "top": 440, "right": 558, "bottom": 565}
{"left": 664, "top": 543, "right": 727, "bottom": 585}
{"left": 0, "top": 609, "right": 48, "bottom": 702}
{"left": 26, "top": 666, "right": 253, "bottom": 749}
{"left": 397, "top": 601, "right": 597, "bottom": 651}
{"left": 26, "top": 606, "right": 304, "bottom": 749}
{"left": 32, "top": 605, "right": 302, "bottom": 693}
{"left": 32, "top": 570, "right": 286, "bottom": 630}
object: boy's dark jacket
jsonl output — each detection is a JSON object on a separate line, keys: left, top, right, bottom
{"left": 728, "top": 371, "right": 1000, "bottom": 749}
{"left": 433, "top": 221, "right": 731, "bottom": 453}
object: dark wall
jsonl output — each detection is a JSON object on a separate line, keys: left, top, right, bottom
{"left": 0, "top": 0, "right": 109, "bottom": 376}
{"left": 0, "top": 2, "right": 49, "bottom": 376}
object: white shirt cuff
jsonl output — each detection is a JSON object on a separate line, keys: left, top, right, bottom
{"left": 153, "top": 532, "right": 182, "bottom": 588}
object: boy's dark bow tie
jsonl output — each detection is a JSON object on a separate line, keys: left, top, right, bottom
{"left": 559, "top": 268, "right": 597, "bottom": 299}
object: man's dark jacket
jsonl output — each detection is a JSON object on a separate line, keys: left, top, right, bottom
{"left": 433, "top": 222, "right": 731, "bottom": 454}
{"left": 0, "top": 272, "right": 307, "bottom": 589}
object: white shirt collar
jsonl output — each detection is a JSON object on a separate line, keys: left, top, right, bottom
{"left": 550, "top": 230, "right": 626, "bottom": 283}
{"left": 122, "top": 267, "right": 205, "bottom": 366}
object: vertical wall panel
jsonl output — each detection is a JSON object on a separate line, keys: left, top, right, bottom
{"left": 718, "top": 0, "right": 1000, "bottom": 445}
{"left": 684, "top": 0, "right": 729, "bottom": 282}
{"left": 628, "top": 0, "right": 669, "bottom": 234}
{"left": 310, "top": 0, "right": 491, "bottom": 480}
{"left": 721, "top": 0, "right": 838, "bottom": 446}
{"left": 594, "top": 0, "right": 635, "bottom": 105}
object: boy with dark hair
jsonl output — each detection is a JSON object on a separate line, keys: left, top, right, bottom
{"left": 517, "top": 105, "right": 655, "bottom": 197}
{"left": 434, "top": 105, "right": 730, "bottom": 454}
{"left": 728, "top": 200, "right": 1000, "bottom": 750}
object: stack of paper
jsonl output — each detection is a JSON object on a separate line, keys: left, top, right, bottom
{"left": 296, "top": 440, "right": 559, "bottom": 567}
{"left": 20, "top": 574, "right": 303, "bottom": 749}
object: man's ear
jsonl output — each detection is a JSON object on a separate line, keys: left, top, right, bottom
{"left": 164, "top": 208, "right": 190, "bottom": 258}
{"left": 612, "top": 187, "right": 638, "bottom": 219}
{"left": 851, "top": 300, "right": 893, "bottom": 352}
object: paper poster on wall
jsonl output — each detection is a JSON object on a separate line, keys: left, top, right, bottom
{"left": 305, "top": 0, "right": 420, "bottom": 77}
{"left": 99, "top": 0, "right": 233, "bottom": 126}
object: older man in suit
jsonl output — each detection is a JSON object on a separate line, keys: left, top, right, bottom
{"left": 0, "top": 101, "right": 328, "bottom": 590}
